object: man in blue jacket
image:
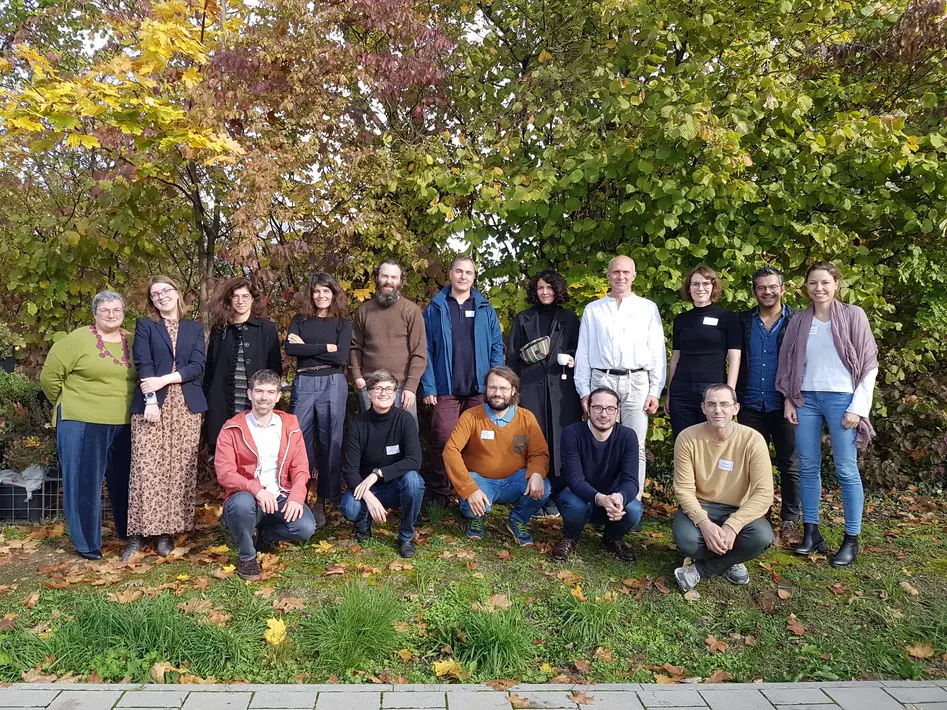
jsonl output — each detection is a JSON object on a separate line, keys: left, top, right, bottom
{"left": 421, "top": 256, "right": 505, "bottom": 506}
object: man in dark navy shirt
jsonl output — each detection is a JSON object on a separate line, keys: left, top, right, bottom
{"left": 736, "top": 266, "right": 800, "bottom": 544}
{"left": 550, "top": 387, "right": 643, "bottom": 563}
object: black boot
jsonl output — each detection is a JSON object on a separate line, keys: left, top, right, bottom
{"left": 830, "top": 533, "right": 859, "bottom": 567}
{"left": 312, "top": 501, "right": 326, "bottom": 530}
{"left": 121, "top": 535, "right": 144, "bottom": 561}
{"left": 793, "top": 523, "right": 827, "bottom": 556}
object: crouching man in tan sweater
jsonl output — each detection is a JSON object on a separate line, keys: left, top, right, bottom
{"left": 673, "top": 383, "right": 774, "bottom": 592}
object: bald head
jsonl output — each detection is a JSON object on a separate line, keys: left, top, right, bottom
{"left": 607, "top": 256, "right": 637, "bottom": 297}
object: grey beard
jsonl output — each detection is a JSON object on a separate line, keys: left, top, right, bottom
{"left": 375, "top": 289, "right": 401, "bottom": 307}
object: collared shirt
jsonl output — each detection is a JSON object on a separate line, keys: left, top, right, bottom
{"left": 484, "top": 403, "right": 517, "bottom": 428}
{"left": 745, "top": 305, "right": 788, "bottom": 412}
{"left": 574, "top": 293, "right": 667, "bottom": 398}
{"left": 246, "top": 410, "right": 282, "bottom": 496}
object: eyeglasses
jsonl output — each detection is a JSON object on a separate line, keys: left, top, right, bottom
{"left": 97, "top": 308, "right": 124, "bottom": 317}
{"left": 487, "top": 385, "right": 512, "bottom": 393}
{"left": 755, "top": 285, "right": 782, "bottom": 293}
{"left": 691, "top": 281, "right": 713, "bottom": 289}
{"left": 232, "top": 294, "right": 252, "bottom": 302}
{"left": 150, "top": 287, "right": 176, "bottom": 300}
{"left": 590, "top": 405, "right": 619, "bottom": 415}
{"left": 704, "top": 401, "right": 735, "bottom": 410}
{"left": 371, "top": 386, "right": 396, "bottom": 395}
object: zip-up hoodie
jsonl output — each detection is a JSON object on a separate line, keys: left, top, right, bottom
{"left": 215, "top": 410, "right": 310, "bottom": 505}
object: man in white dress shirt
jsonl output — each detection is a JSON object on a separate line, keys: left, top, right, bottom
{"left": 575, "top": 255, "right": 667, "bottom": 499}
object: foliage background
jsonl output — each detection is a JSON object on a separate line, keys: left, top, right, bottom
{"left": 1, "top": 0, "right": 946, "bottom": 487}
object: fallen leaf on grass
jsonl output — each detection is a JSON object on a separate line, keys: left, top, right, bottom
{"left": 0, "top": 613, "right": 17, "bottom": 631}
{"left": 786, "top": 614, "right": 806, "bottom": 636}
{"left": 496, "top": 549, "right": 511, "bottom": 560}
{"left": 708, "top": 669, "right": 732, "bottom": 683}
{"left": 705, "top": 635, "right": 727, "bottom": 654}
{"left": 557, "top": 570, "right": 583, "bottom": 585}
{"left": 22, "top": 668, "right": 58, "bottom": 683}
{"left": 574, "top": 659, "right": 592, "bottom": 674}
{"left": 388, "top": 561, "right": 413, "bottom": 572}
{"left": 593, "top": 647, "right": 614, "bottom": 663}
{"left": 205, "top": 545, "right": 230, "bottom": 554}
{"left": 315, "top": 540, "right": 335, "bottom": 553}
{"left": 263, "top": 618, "right": 287, "bottom": 647}
{"left": 85, "top": 670, "right": 103, "bottom": 683}
{"left": 432, "top": 658, "right": 464, "bottom": 678}
{"left": 272, "top": 597, "right": 305, "bottom": 613}
{"left": 205, "top": 610, "right": 231, "bottom": 627}
{"left": 177, "top": 598, "right": 213, "bottom": 615}
{"left": 906, "top": 641, "right": 934, "bottom": 659}
{"left": 744, "top": 634, "right": 756, "bottom": 646}
{"left": 776, "top": 588, "right": 792, "bottom": 600}
{"left": 900, "top": 581, "right": 920, "bottom": 596}
{"left": 211, "top": 565, "right": 235, "bottom": 580}
{"left": 509, "top": 694, "right": 529, "bottom": 708}
{"left": 653, "top": 673, "right": 677, "bottom": 684}
{"left": 254, "top": 586, "right": 276, "bottom": 598}
{"left": 473, "top": 593, "right": 513, "bottom": 614}
{"left": 394, "top": 649, "right": 413, "bottom": 661}
{"left": 151, "top": 661, "right": 185, "bottom": 684}
{"left": 192, "top": 576, "right": 212, "bottom": 592}
{"left": 828, "top": 583, "right": 848, "bottom": 595}
{"left": 23, "top": 591, "right": 40, "bottom": 608}
{"left": 108, "top": 590, "right": 143, "bottom": 604}
{"left": 683, "top": 589, "right": 701, "bottom": 602}
{"left": 568, "top": 691, "right": 593, "bottom": 704}
{"left": 570, "top": 585, "right": 586, "bottom": 602}
{"left": 324, "top": 563, "right": 347, "bottom": 576}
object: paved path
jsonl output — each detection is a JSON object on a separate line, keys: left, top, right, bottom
{"left": 4, "top": 681, "right": 947, "bottom": 709}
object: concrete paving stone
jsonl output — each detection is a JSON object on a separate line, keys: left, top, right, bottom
{"left": 886, "top": 687, "right": 947, "bottom": 704}
{"left": 47, "top": 690, "right": 124, "bottom": 710}
{"left": 761, "top": 688, "right": 832, "bottom": 705}
{"left": 505, "top": 686, "right": 577, "bottom": 693}
{"left": 445, "top": 692, "right": 512, "bottom": 710}
{"left": 638, "top": 690, "right": 707, "bottom": 708}
{"left": 700, "top": 690, "right": 775, "bottom": 709}
{"left": 810, "top": 681, "right": 884, "bottom": 688}
{"left": 579, "top": 684, "right": 643, "bottom": 692}
{"left": 181, "top": 692, "right": 252, "bottom": 710}
{"left": 575, "top": 691, "right": 644, "bottom": 710}
{"left": 312, "top": 687, "right": 393, "bottom": 693}
{"left": 900, "top": 704, "right": 947, "bottom": 710}
{"left": 118, "top": 690, "right": 188, "bottom": 707}
{"left": 0, "top": 691, "right": 61, "bottom": 707}
{"left": 250, "top": 691, "right": 319, "bottom": 709}
{"left": 768, "top": 706, "right": 841, "bottom": 710}
{"left": 881, "top": 681, "right": 937, "bottom": 688}
{"left": 504, "top": 692, "right": 576, "bottom": 709}
{"left": 382, "top": 692, "right": 446, "bottom": 708}
{"left": 315, "top": 692, "right": 381, "bottom": 710}
{"left": 822, "top": 687, "right": 903, "bottom": 710}
{"left": 391, "top": 687, "right": 482, "bottom": 693}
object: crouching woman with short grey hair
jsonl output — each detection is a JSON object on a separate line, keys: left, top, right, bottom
{"left": 40, "top": 290, "right": 138, "bottom": 560}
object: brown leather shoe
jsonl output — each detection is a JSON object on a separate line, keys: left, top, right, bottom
{"left": 780, "top": 520, "right": 801, "bottom": 546}
{"left": 602, "top": 537, "right": 637, "bottom": 562}
{"left": 549, "top": 537, "right": 578, "bottom": 562}
{"left": 237, "top": 558, "right": 262, "bottom": 581}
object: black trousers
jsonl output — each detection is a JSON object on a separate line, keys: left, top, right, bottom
{"left": 673, "top": 505, "right": 774, "bottom": 578}
{"left": 669, "top": 381, "right": 715, "bottom": 439}
{"left": 738, "top": 406, "right": 801, "bottom": 521}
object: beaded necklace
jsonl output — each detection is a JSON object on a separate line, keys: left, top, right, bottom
{"left": 89, "top": 325, "right": 131, "bottom": 368}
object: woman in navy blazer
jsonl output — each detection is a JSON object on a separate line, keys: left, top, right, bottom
{"left": 124, "top": 276, "right": 207, "bottom": 560}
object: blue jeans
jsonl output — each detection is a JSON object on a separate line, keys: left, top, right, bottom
{"left": 795, "top": 391, "right": 863, "bottom": 534}
{"left": 223, "top": 491, "right": 317, "bottom": 561}
{"left": 290, "top": 372, "right": 347, "bottom": 500}
{"left": 556, "top": 488, "right": 643, "bottom": 542}
{"left": 458, "top": 469, "right": 550, "bottom": 524}
{"left": 357, "top": 387, "right": 418, "bottom": 422}
{"left": 57, "top": 412, "right": 130, "bottom": 555}
{"left": 339, "top": 470, "right": 425, "bottom": 542}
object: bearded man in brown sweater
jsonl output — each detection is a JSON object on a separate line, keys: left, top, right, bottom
{"left": 351, "top": 259, "right": 427, "bottom": 420}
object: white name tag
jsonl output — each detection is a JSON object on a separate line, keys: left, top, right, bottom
{"left": 386, "top": 445, "right": 400, "bottom": 455}
{"left": 465, "top": 310, "right": 475, "bottom": 318}
{"left": 703, "top": 316, "right": 719, "bottom": 326}
{"left": 480, "top": 430, "right": 495, "bottom": 440}
{"left": 718, "top": 459, "right": 734, "bottom": 471}
{"left": 809, "top": 325, "right": 819, "bottom": 336}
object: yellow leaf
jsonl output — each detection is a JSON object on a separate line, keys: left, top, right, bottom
{"left": 540, "top": 663, "right": 557, "bottom": 675}
{"left": 353, "top": 288, "right": 373, "bottom": 302}
{"left": 206, "top": 545, "right": 230, "bottom": 554}
{"left": 569, "top": 585, "right": 586, "bottom": 602}
{"left": 445, "top": 208, "right": 456, "bottom": 220}
{"left": 315, "top": 540, "right": 334, "bottom": 553}
{"left": 394, "top": 648, "right": 413, "bottom": 661}
{"left": 181, "top": 66, "right": 202, "bottom": 89}
{"left": 538, "top": 49, "right": 553, "bottom": 62}
{"left": 264, "top": 618, "right": 287, "bottom": 647}
{"left": 221, "top": 564, "right": 235, "bottom": 573}
{"left": 432, "top": 659, "right": 463, "bottom": 677}
{"left": 176, "top": 574, "right": 191, "bottom": 582}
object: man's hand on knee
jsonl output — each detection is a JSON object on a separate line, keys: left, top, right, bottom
{"left": 697, "top": 519, "right": 729, "bottom": 555}
{"left": 283, "top": 500, "right": 304, "bottom": 523}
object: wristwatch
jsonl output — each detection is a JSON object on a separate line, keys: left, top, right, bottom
{"left": 145, "top": 392, "right": 157, "bottom": 405}
{"left": 372, "top": 468, "right": 383, "bottom": 480}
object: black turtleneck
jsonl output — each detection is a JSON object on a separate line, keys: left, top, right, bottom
{"left": 536, "top": 303, "right": 557, "bottom": 336}
{"left": 341, "top": 406, "right": 422, "bottom": 488}
{"left": 671, "top": 304, "right": 741, "bottom": 384}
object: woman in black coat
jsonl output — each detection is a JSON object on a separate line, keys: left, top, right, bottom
{"left": 203, "top": 277, "right": 282, "bottom": 454}
{"left": 507, "top": 269, "right": 582, "bottom": 516}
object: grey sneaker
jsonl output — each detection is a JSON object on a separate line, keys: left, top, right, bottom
{"left": 674, "top": 562, "right": 701, "bottom": 592}
{"left": 724, "top": 563, "right": 750, "bottom": 585}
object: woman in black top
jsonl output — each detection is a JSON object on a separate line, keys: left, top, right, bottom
{"left": 665, "top": 266, "right": 741, "bottom": 438}
{"left": 203, "top": 277, "right": 282, "bottom": 455}
{"left": 286, "top": 272, "right": 351, "bottom": 528}
{"left": 506, "top": 269, "right": 582, "bottom": 515}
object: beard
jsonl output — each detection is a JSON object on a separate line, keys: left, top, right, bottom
{"left": 589, "top": 418, "right": 613, "bottom": 433}
{"left": 375, "top": 288, "right": 401, "bottom": 307}
{"left": 486, "top": 394, "right": 512, "bottom": 412}
{"left": 708, "top": 418, "right": 732, "bottom": 430}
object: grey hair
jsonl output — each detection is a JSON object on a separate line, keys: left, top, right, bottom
{"left": 751, "top": 266, "right": 784, "bottom": 288}
{"left": 92, "top": 290, "right": 126, "bottom": 314}
{"left": 365, "top": 369, "right": 398, "bottom": 390}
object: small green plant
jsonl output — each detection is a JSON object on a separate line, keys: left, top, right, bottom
{"left": 454, "top": 607, "right": 533, "bottom": 679}
{"left": 297, "top": 583, "right": 403, "bottom": 674}
{"left": 557, "top": 589, "right": 622, "bottom": 649}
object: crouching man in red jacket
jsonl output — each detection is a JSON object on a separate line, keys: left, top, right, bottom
{"left": 215, "top": 369, "right": 316, "bottom": 580}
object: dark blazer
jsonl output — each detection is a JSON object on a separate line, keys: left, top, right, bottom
{"left": 203, "top": 318, "right": 282, "bottom": 450}
{"left": 130, "top": 318, "right": 207, "bottom": 414}
{"left": 506, "top": 305, "right": 582, "bottom": 487}
{"left": 736, "top": 304, "right": 798, "bottom": 404}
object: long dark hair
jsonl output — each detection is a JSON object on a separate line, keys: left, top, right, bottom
{"left": 206, "top": 277, "right": 265, "bottom": 330}
{"left": 300, "top": 272, "right": 348, "bottom": 320}
{"left": 525, "top": 269, "right": 570, "bottom": 306}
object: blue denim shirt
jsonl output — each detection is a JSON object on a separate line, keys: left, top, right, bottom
{"left": 484, "top": 403, "right": 517, "bottom": 428}
{"left": 745, "top": 306, "right": 788, "bottom": 412}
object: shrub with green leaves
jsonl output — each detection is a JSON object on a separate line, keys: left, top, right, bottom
{"left": 557, "top": 590, "right": 623, "bottom": 649}
{"left": 454, "top": 607, "right": 533, "bottom": 679}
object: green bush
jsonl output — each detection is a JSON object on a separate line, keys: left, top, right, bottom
{"left": 556, "top": 589, "right": 623, "bottom": 649}
{"left": 454, "top": 607, "right": 533, "bottom": 679}
{"left": 0, "top": 370, "right": 56, "bottom": 471}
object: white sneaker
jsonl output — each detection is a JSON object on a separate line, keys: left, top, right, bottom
{"left": 725, "top": 563, "right": 750, "bottom": 585}
{"left": 674, "top": 562, "right": 701, "bottom": 592}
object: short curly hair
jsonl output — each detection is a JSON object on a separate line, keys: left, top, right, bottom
{"left": 526, "top": 269, "right": 570, "bottom": 306}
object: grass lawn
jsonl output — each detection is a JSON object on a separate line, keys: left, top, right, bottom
{"left": 1, "top": 484, "right": 946, "bottom": 686}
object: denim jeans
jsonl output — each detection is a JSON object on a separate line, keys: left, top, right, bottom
{"left": 795, "top": 390, "right": 863, "bottom": 534}
{"left": 590, "top": 369, "right": 649, "bottom": 499}
{"left": 458, "top": 468, "right": 550, "bottom": 523}
{"left": 357, "top": 387, "right": 418, "bottom": 422}
{"left": 290, "top": 372, "right": 346, "bottom": 500}
{"left": 668, "top": 381, "right": 716, "bottom": 439}
{"left": 672, "top": 503, "right": 774, "bottom": 578}
{"left": 223, "top": 491, "right": 317, "bottom": 561}
{"left": 556, "top": 488, "right": 643, "bottom": 542}
{"left": 339, "top": 470, "right": 425, "bottom": 542}
{"left": 739, "top": 405, "right": 801, "bottom": 521}
{"left": 57, "top": 412, "right": 131, "bottom": 555}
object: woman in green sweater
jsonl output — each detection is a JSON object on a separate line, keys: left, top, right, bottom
{"left": 40, "top": 290, "right": 138, "bottom": 560}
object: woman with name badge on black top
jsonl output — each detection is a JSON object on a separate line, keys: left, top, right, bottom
{"left": 286, "top": 272, "right": 352, "bottom": 529}
{"left": 664, "top": 266, "right": 741, "bottom": 438}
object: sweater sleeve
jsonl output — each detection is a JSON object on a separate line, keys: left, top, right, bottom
{"left": 524, "top": 411, "right": 550, "bottom": 478}
{"left": 613, "top": 428, "right": 640, "bottom": 504}
{"left": 673, "top": 434, "right": 709, "bottom": 527}
{"left": 404, "top": 305, "right": 427, "bottom": 393}
{"left": 40, "top": 334, "right": 77, "bottom": 408}
{"left": 285, "top": 316, "right": 327, "bottom": 358}
{"left": 723, "top": 432, "right": 775, "bottom": 533}
{"left": 563, "top": 426, "right": 599, "bottom": 504}
{"left": 333, "top": 320, "right": 352, "bottom": 364}
{"left": 444, "top": 411, "right": 477, "bottom": 499}
{"left": 380, "top": 415, "right": 422, "bottom": 481}
{"left": 341, "top": 418, "right": 365, "bottom": 490}
{"left": 349, "top": 308, "right": 366, "bottom": 381}
{"left": 725, "top": 310, "right": 742, "bottom": 350}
